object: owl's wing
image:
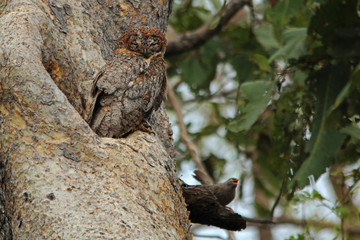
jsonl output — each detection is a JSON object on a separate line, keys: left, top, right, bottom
{"left": 84, "top": 63, "right": 108, "bottom": 124}
{"left": 91, "top": 67, "right": 105, "bottom": 96}
{"left": 87, "top": 52, "right": 148, "bottom": 124}
{"left": 86, "top": 86, "right": 102, "bottom": 124}
{"left": 142, "top": 56, "right": 167, "bottom": 113}
{"left": 152, "top": 58, "right": 167, "bottom": 112}
{"left": 94, "top": 52, "right": 148, "bottom": 96}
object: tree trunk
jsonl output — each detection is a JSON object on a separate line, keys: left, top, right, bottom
{"left": 0, "top": 0, "right": 191, "bottom": 239}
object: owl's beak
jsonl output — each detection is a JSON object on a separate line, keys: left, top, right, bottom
{"left": 143, "top": 50, "right": 151, "bottom": 59}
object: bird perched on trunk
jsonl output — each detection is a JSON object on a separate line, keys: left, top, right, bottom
{"left": 181, "top": 170, "right": 245, "bottom": 231}
{"left": 86, "top": 27, "right": 167, "bottom": 138}
{"left": 193, "top": 170, "right": 239, "bottom": 206}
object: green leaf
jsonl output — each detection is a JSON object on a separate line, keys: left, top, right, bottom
{"left": 333, "top": 205, "right": 349, "bottom": 218}
{"left": 269, "top": 28, "right": 307, "bottom": 63}
{"left": 330, "top": 82, "right": 350, "bottom": 111}
{"left": 291, "top": 64, "right": 349, "bottom": 188}
{"left": 181, "top": 40, "right": 220, "bottom": 92}
{"left": 307, "top": 0, "right": 360, "bottom": 60}
{"left": 169, "top": 4, "right": 210, "bottom": 32}
{"left": 292, "top": 129, "right": 346, "bottom": 188}
{"left": 230, "top": 53, "right": 256, "bottom": 82}
{"left": 227, "top": 25, "right": 254, "bottom": 51}
{"left": 253, "top": 24, "right": 281, "bottom": 52}
{"left": 306, "top": 64, "right": 350, "bottom": 152}
{"left": 341, "top": 124, "right": 360, "bottom": 140}
{"left": 311, "top": 190, "right": 325, "bottom": 200}
{"left": 227, "top": 81, "right": 275, "bottom": 132}
{"left": 265, "top": 0, "right": 308, "bottom": 27}
{"left": 181, "top": 58, "right": 210, "bottom": 91}
{"left": 293, "top": 69, "right": 307, "bottom": 86}
{"left": 209, "top": 0, "right": 222, "bottom": 11}
{"left": 285, "top": 234, "right": 305, "bottom": 240}
{"left": 250, "top": 54, "right": 272, "bottom": 73}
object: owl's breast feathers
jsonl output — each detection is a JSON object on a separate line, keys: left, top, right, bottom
{"left": 87, "top": 50, "right": 166, "bottom": 138}
{"left": 86, "top": 26, "right": 167, "bottom": 138}
{"left": 147, "top": 55, "right": 167, "bottom": 112}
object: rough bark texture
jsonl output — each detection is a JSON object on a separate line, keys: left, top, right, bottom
{"left": 0, "top": 0, "right": 190, "bottom": 239}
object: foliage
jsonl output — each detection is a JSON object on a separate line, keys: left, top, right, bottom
{"left": 168, "top": 0, "right": 360, "bottom": 238}
{"left": 285, "top": 234, "right": 305, "bottom": 240}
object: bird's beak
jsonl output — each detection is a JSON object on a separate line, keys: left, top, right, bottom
{"left": 232, "top": 179, "right": 239, "bottom": 185}
{"left": 143, "top": 49, "right": 150, "bottom": 59}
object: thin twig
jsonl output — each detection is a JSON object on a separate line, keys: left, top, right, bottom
{"left": 338, "top": 180, "right": 359, "bottom": 206}
{"left": 244, "top": 216, "right": 360, "bottom": 235}
{"left": 181, "top": 89, "right": 237, "bottom": 104}
{"left": 274, "top": 216, "right": 360, "bottom": 234}
{"left": 167, "top": 84, "right": 210, "bottom": 180}
{"left": 167, "top": 85, "right": 237, "bottom": 240}
{"left": 242, "top": 216, "right": 274, "bottom": 225}
{"left": 270, "top": 177, "right": 285, "bottom": 219}
{"left": 166, "top": 0, "right": 250, "bottom": 57}
{"left": 341, "top": 217, "right": 345, "bottom": 240}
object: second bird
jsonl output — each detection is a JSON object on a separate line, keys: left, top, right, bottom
{"left": 193, "top": 170, "right": 239, "bottom": 206}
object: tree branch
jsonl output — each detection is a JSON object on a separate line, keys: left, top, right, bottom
{"left": 270, "top": 177, "right": 285, "bottom": 219}
{"left": 192, "top": 233, "right": 226, "bottom": 240}
{"left": 182, "top": 184, "right": 246, "bottom": 231}
{"left": 167, "top": 85, "right": 210, "bottom": 179}
{"left": 242, "top": 215, "right": 360, "bottom": 235}
{"left": 168, "top": 86, "right": 240, "bottom": 239}
{"left": 274, "top": 216, "right": 360, "bottom": 235}
{"left": 165, "top": 0, "right": 250, "bottom": 57}
{"left": 243, "top": 217, "right": 274, "bottom": 225}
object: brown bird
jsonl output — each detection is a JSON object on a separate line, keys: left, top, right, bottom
{"left": 181, "top": 182, "right": 246, "bottom": 231}
{"left": 86, "top": 27, "right": 167, "bottom": 138}
{"left": 193, "top": 170, "right": 239, "bottom": 206}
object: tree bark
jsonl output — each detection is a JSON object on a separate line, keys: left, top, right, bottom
{"left": 0, "top": 0, "right": 191, "bottom": 239}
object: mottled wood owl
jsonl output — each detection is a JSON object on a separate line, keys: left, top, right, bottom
{"left": 87, "top": 27, "right": 167, "bottom": 138}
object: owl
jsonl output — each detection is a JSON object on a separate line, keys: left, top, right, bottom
{"left": 87, "top": 27, "right": 167, "bottom": 138}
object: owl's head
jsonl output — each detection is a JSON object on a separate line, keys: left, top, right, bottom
{"left": 118, "top": 27, "right": 166, "bottom": 59}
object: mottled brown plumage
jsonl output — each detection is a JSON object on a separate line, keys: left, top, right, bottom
{"left": 87, "top": 27, "right": 167, "bottom": 138}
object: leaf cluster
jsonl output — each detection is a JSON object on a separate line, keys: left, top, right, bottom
{"left": 168, "top": 0, "right": 360, "bottom": 200}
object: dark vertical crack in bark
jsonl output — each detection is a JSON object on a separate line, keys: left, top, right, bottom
{"left": 0, "top": 153, "right": 13, "bottom": 240}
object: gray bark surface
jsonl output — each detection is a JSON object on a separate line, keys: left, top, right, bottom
{"left": 0, "top": 0, "right": 190, "bottom": 239}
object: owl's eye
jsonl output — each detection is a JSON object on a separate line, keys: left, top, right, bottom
{"left": 147, "top": 36, "right": 163, "bottom": 53}
{"left": 127, "top": 35, "right": 141, "bottom": 52}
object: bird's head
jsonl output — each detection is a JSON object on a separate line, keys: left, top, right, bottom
{"left": 226, "top": 178, "right": 239, "bottom": 188}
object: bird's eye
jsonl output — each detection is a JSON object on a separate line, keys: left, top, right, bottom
{"left": 148, "top": 36, "right": 162, "bottom": 52}
{"left": 130, "top": 42, "right": 138, "bottom": 49}
{"left": 128, "top": 35, "right": 141, "bottom": 51}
